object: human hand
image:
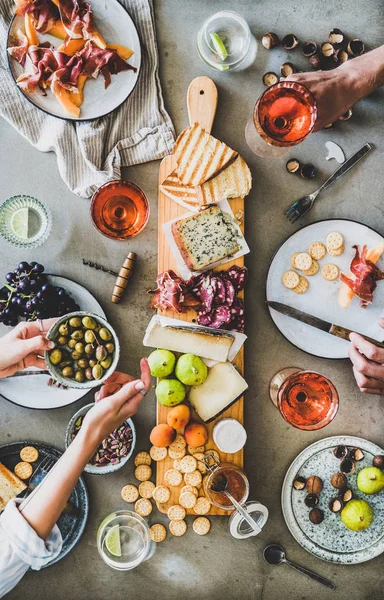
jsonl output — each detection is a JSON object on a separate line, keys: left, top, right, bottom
{"left": 80, "top": 358, "right": 151, "bottom": 444}
{"left": 349, "top": 319, "right": 384, "bottom": 395}
{"left": 0, "top": 319, "right": 57, "bottom": 378}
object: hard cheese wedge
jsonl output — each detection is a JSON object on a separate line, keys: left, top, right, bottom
{"left": 189, "top": 362, "right": 248, "bottom": 422}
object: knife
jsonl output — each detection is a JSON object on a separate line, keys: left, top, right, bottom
{"left": 267, "top": 301, "right": 384, "bottom": 348}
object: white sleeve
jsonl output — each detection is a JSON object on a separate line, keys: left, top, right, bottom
{"left": 0, "top": 499, "right": 62, "bottom": 599}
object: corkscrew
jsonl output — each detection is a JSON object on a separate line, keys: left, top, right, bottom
{"left": 82, "top": 252, "right": 137, "bottom": 303}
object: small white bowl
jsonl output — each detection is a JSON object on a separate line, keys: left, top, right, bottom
{"left": 65, "top": 403, "right": 136, "bottom": 475}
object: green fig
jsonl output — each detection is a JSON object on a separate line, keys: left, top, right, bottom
{"left": 175, "top": 353, "right": 208, "bottom": 386}
{"left": 148, "top": 349, "right": 176, "bottom": 378}
{"left": 341, "top": 499, "right": 373, "bottom": 531}
{"left": 156, "top": 378, "right": 186, "bottom": 407}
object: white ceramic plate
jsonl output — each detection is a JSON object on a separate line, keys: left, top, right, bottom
{"left": 0, "top": 275, "right": 106, "bottom": 409}
{"left": 7, "top": 0, "right": 141, "bottom": 121}
{"left": 282, "top": 436, "right": 384, "bottom": 564}
{"left": 266, "top": 219, "right": 384, "bottom": 359}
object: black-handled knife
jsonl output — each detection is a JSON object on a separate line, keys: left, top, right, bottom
{"left": 267, "top": 301, "right": 384, "bottom": 348}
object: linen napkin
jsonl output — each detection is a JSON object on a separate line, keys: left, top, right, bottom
{"left": 0, "top": 0, "right": 175, "bottom": 198}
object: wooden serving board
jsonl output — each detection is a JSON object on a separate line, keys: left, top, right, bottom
{"left": 156, "top": 77, "right": 245, "bottom": 516}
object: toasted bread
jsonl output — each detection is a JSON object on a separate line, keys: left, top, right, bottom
{"left": 0, "top": 461, "right": 27, "bottom": 512}
{"left": 174, "top": 123, "right": 238, "bottom": 187}
{"left": 160, "top": 170, "right": 201, "bottom": 211}
{"left": 196, "top": 156, "right": 252, "bottom": 205}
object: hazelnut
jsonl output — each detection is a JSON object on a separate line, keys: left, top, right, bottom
{"left": 280, "top": 62, "right": 297, "bottom": 77}
{"left": 262, "top": 72, "right": 279, "bottom": 87}
{"left": 309, "top": 508, "right": 324, "bottom": 524}
{"left": 373, "top": 455, "right": 384, "bottom": 469}
{"left": 328, "top": 497, "right": 344, "bottom": 513}
{"left": 321, "top": 42, "right": 335, "bottom": 58}
{"left": 339, "top": 108, "right": 353, "bottom": 121}
{"left": 306, "top": 475, "right": 323, "bottom": 495}
{"left": 305, "top": 493, "right": 319, "bottom": 508}
{"left": 333, "top": 48, "right": 349, "bottom": 66}
{"left": 300, "top": 164, "right": 316, "bottom": 179}
{"left": 331, "top": 472, "right": 347, "bottom": 489}
{"left": 262, "top": 32, "right": 279, "bottom": 50}
{"left": 334, "top": 445, "right": 349, "bottom": 459}
{"left": 347, "top": 39, "right": 365, "bottom": 57}
{"left": 350, "top": 447, "right": 364, "bottom": 461}
{"left": 340, "top": 457, "right": 355, "bottom": 474}
{"left": 341, "top": 488, "right": 353, "bottom": 503}
{"left": 302, "top": 41, "right": 318, "bottom": 57}
{"left": 308, "top": 53, "right": 322, "bottom": 70}
{"left": 328, "top": 28, "right": 344, "bottom": 46}
{"left": 286, "top": 158, "right": 301, "bottom": 174}
{"left": 293, "top": 475, "right": 307, "bottom": 490}
{"left": 282, "top": 34, "right": 299, "bottom": 50}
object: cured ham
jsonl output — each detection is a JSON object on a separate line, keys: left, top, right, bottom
{"left": 16, "top": 0, "right": 59, "bottom": 33}
{"left": 340, "top": 245, "right": 384, "bottom": 307}
{"left": 58, "top": 0, "right": 93, "bottom": 39}
{"left": 149, "top": 271, "right": 200, "bottom": 313}
{"left": 54, "top": 52, "right": 83, "bottom": 91}
{"left": 7, "top": 29, "right": 29, "bottom": 66}
{"left": 17, "top": 44, "right": 58, "bottom": 93}
{"left": 80, "top": 41, "right": 136, "bottom": 88}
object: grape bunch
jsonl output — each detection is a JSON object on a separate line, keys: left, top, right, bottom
{"left": 0, "top": 261, "right": 80, "bottom": 327}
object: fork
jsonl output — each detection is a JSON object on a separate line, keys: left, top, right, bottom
{"left": 284, "top": 142, "right": 374, "bottom": 223}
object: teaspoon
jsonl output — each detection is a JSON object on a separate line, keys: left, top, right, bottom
{"left": 264, "top": 544, "right": 335, "bottom": 590}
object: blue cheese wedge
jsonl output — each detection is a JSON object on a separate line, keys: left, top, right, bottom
{"left": 189, "top": 362, "right": 248, "bottom": 422}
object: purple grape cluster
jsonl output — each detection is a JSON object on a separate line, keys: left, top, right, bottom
{"left": 0, "top": 261, "right": 80, "bottom": 327}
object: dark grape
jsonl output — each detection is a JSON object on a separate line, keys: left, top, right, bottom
{"left": 8, "top": 317, "right": 18, "bottom": 326}
{"left": 25, "top": 301, "right": 33, "bottom": 311}
{"left": 29, "top": 279, "right": 39, "bottom": 292}
{"left": 32, "top": 263, "right": 44, "bottom": 274}
{"left": 18, "top": 262, "right": 30, "bottom": 272}
{"left": 5, "top": 272, "right": 15, "bottom": 283}
{"left": 18, "top": 280, "right": 30, "bottom": 293}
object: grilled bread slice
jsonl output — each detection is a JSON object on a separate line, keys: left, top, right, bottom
{"left": 196, "top": 156, "right": 252, "bottom": 205}
{"left": 174, "top": 123, "right": 238, "bottom": 187}
{"left": 160, "top": 170, "right": 201, "bottom": 211}
{"left": 171, "top": 205, "right": 240, "bottom": 271}
{"left": 0, "top": 461, "right": 27, "bottom": 512}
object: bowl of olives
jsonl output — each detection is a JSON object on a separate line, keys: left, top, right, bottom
{"left": 45, "top": 312, "right": 120, "bottom": 389}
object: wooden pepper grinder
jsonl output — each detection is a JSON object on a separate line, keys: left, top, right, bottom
{"left": 111, "top": 252, "right": 137, "bottom": 303}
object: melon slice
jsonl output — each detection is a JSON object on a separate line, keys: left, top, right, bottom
{"left": 51, "top": 77, "right": 81, "bottom": 117}
{"left": 91, "top": 28, "right": 107, "bottom": 49}
{"left": 47, "top": 20, "right": 66, "bottom": 39}
{"left": 69, "top": 74, "right": 87, "bottom": 107}
{"left": 107, "top": 44, "right": 133, "bottom": 60}
{"left": 51, "top": 0, "right": 59, "bottom": 5}
{"left": 57, "top": 37, "right": 86, "bottom": 55}
{"left": 25, "top": 13, "right": 39, "bottom": 46}
{"left": 338, "top": 242, "right": 384, "bottom": 308}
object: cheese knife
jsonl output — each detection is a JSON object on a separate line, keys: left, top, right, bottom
{"left": 267, "top": 301, "right": 384, "bottom": 348}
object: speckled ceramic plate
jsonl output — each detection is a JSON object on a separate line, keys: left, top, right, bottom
{"left": 282, "top": 436, "right": 384, "bottom": 564}
{"left": 0, "top": 441, "right": 88, "bottom": 567}
{"left": 266, "top": 219, "right": 384, "bottom": 359}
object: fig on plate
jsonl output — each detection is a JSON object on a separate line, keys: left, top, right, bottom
{"left": 341, "top": 499, "right": 373, "bottom": 531}
{"left": 357, "top": 467, "right": 384, "bottom": 495}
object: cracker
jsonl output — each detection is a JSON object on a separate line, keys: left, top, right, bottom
{"left": 303, "top": 259, "right": 319, "bottom": 277}
{"left": 282, "top": 270, "right": 300, "bottom": 290}
{"left": 327, "top": 244, "right": 344, "bottom": 257}
{"left": 20, "top": 446, "right": 39, "bottom": 463}
{"left": 164, "top": 468, "right": 183, "bottom": 487}
{"left": 187, "top": 445, "right": 206, "bottom": 455}
{"left": 135, "top": 498, "right": 153, "bottom": 517}
{"left": 150, "top": 524, "right": 167, "bottom": 543}
{"left": 134, "top": 464, "right": 152, "bottom": 482}
{"left": 321, "top": 263, "right": 339, "bottom": 281}
{"left": 152, "top": 485, "right": 171, "bottom": 504}
{"left": 308, "top": 242, "right": 326, "bottom": 260}
{"left": 205, "top": 449, "right": 220, "bottom": 462}
{"left": 292, "top": 276, "right": 309, "bottom": 294}
{"left": 173, "top": 459, "right": 182, "bottom": 471}
{"left": 196, "top": 460, "right": 207, "bottom": 474}
{"left": 193, "top": 496, "right": 211, "bottom": 515}
{"left": 290, "top": 252, "right": 301, "bottom": 269}
{"left": 184, "top": 470, "right": 202, "bottom": 487}
{"left": 326, "top": 231, "right": 344, "bottom": 250}
{"left": 139, "top": 480, "right": 155, "bottom": 499}
{"left": 167, "top": 504, "right": 186, "bottom": 521}
{"left": 150, "top": 446, "right": 168, "bottom": 462}
{"left": 168, "top": 434, "right": 186, "bottom": 454}
{"left": 294, "top": 252, "right": 312, "bottom": 271}
{"left": 168, "top": 447, "right": 186, "bottom": 460}
{"left": 169, "top": 519, "right": 187, "bottom": 537}
{"left": 134, "top": 451, "right": 151, "bottom": 467}
{"left": 181, "top": 485, "right": 199, "bottom": 497}
{"left": 14, "top": 462, "right": 32, "bottom": 480}
{"left": 179, "top": 455, "right": 197, "bottom": 474}
{"left": 179, "top": 491, "right": 197, "bottom": 509}
{"left": 193, "top": 517, "right": 211, "bottom": 535}
{"left": 121, "top": 484, "right": 139, "bottom": 503}
{"left": 193, "top": 453, "right": 206, "bottom": 461}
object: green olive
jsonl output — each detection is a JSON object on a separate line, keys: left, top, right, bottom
{"left": 62, "top": 366, "right": 74, "bottom": 378}
{"left": 57, "top": 336, "right": 68, "bottom": 346}
{"left": 85, "top": 368, "right": 94, "bottom": 381}
{"left": 99, "top": 327, "right": 112, "bottom": 341}
{"left": 74, "top": 369, "right": 85, "bottom": 383}
{"left": 69, "top": 317, "right": 82, "bottom": 328}
{"left": 84, "top": 330, "right": 96, "bottom": 344}
{"left": 49, "top": 349, "right": 62, "bottom": 366}
{"left": 85, "top": 343, "right": 94, "bottom": 356}
{"left": 82, "top": 316, "right": 97, "bottom": 330}
{"left": 75, "top": 342, "right": 84, "bottom": 355}
{"left": 88, "top": 359, "right": 97, "bottom": 368}
{"left": 100, "top": 357, "right": 112, "bottom": 370}
{"left": 71, "top": 351, "right": 82, "bottom": 361}
{"left": 92, "top": 364, "right": 104, "bottom": 380}
{"left": 58, "top": 323, "right": 69, "bottom": 336}
{"left": 59, "top": 360, "right": 72, "bottom": 369}
{"left": 77, "top": 358, "right": 89, "bottom": 369}
{"left": 71, "top": 329, "right": 84, "bottom": 341}
{"left": 96, "top": 346, "right": 108, "bottom": 361}
{"left": 68, "top": 339, "right": 77, "bottom": 350}
{"left": 105, "top": 343, "right": 115, "bottom": 354}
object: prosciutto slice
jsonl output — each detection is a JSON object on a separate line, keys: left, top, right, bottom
{"left": 16, "top": 0, "right": 59, "bottom": 33}
{"left": 80, "top": 41, "right": 136, "bottom": 88}
{"left": 54, "top": 51, "right": 83, "bottom": 90}
{"left": 340, "top": 245, "right": 384, "bottom": 307}
{"left": 149, "top": 271, "right": 200, "bottom": 313}
{"left": 58, "top": 0, "right": 95, "bottom": 39}
{"left": 17, "top": 43, "right": 58, "bottom": 93}
{"left": 7, "top": 29, "right": 29, "bottom": 66}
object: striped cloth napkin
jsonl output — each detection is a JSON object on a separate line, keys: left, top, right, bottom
{"left": 0, "top": 0, "right": 175, "bottom": 198}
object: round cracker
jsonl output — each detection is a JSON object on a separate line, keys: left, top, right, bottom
{"left": 321, "top": 263, "right": 339, "bottom": 281}
{"left": 303, "top": 259, "right": 319, "bottom": 277}
{"left": 139, "top": 480, "right": 155, "bottom": 499}
{"left": 193, "top": 496, "right": 211, "bottom": 515}
{"left": 327, "top": 244, "right": 344, "bottom": 257}
{"left": 121, "top": 484, "right": 139, "bottom": 503}
{"left": 14, "top": 461, "right": 32, "bottom": 480}
{"left": 150, "top": 446, "right": 168, "bottom": 462}
{"left": 167, "top": 504, "right": 186, "bottom": 521}
{"left": 193, "top": 517, "right": 211, "bottom": 535}
{"left": 184, "top": 470, "right": 202, "bottom": 487}
{"left": 294, "top": 252, "right": 312, "bottom": 271}
{"left": 135, "top": 498, "right": 153, "bottom": 517}
{"left": 181, "top": 484, "right": 199, "bottom": 497}
{"left": 179, "top": 491, "right": 197, "bottom": 509}
{"left": 20, "top": 446, "right": 39, "bottom": 463}
{"left": 168, "top": 447, "right": 186, "bottom": 460}
{"left": 179, "top": 455, "right": 197, "bottom": 474}
{"left": 134, "top": 464, "right": 152, "bottom": 482}
{"left": 152, "top": 485, "right": 171, "bottom": 504}
{"left": 282, "top": 270, "right": 300, "bottom": 290}
{"left": 134, "top": 451, "right": 151, "bottom": 467}
{"left": 173, "top": 459, "right": 182, "bottom": 471}
{"left": 308, "top": 242, "right": 326, "bottom": 260}
{"left": 326, "top": 231, "right": 344, "bottom": 250}
{"left": 187, "top": 445, "right": 206, "bottom": 455}
{"left": 290, "top": 252, "right": 301, "bottom": 269}
{"left": 168, "top": 434, "right": 186, "bottom": 453}
{"left": 150, "top": 523, "right": 167, "bottom": 543}
{"left": 292, "top": 276, "right": 309, "bottom": 294}
{"left": 196, "top": 459, "right": 207, "bottom": 474}
{"left": 164, "top": 468, "right": 183, "bottom": 487}
{"left": 169, "top": 519, "right": 187, "bottom": 537}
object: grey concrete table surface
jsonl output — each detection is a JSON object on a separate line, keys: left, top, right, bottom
{"left": 1, "top": 1, "right": 384, "bottom": 599}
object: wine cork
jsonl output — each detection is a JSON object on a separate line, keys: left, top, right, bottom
{"left": 111, "top": 252, "right": 137, "bottom": 303}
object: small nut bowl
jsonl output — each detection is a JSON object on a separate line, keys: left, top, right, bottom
{"left": 44, "top": 311, "right": 120, "bottom": 389}
{"left": 65, "top": 403, "right": 136, "bottom": 475}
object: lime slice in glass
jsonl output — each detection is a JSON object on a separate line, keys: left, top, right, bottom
{"left": 10, "top": 207, "right": 29, "bottom": 239}
{"left": 105, "top": 525, "right": 122, "bottom": 557}
{"left": 210, "top": 32, "right": 228, "bottom": 61}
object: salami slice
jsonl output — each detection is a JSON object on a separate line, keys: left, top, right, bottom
{"left": 213, "top": 276, "right": 227, "bottom": 305}
{"left": 227, "top": 266, "right": 248, "bottom": 292}
{"left": 223, "top": 276, "right": 236, "bottom": 306}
